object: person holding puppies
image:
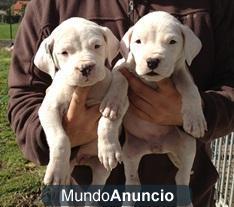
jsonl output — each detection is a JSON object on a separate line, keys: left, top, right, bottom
{"left": 8, "top": 0, "right": 234, "bottom": 206}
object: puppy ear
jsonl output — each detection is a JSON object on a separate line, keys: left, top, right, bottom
{"left": 181, "top": 24, "right": 202, "bottom": 66}
{"left": 120, "top": 27, "right": 135, "bottom": 67}
{"left": 120, "top": 27, "right": 134, "bottom": 59}
{"left": 34, "top": 36, "right": 56, "bottom": 78}
{"left": 102, "top": 27, "right": 119, "bottom": 66}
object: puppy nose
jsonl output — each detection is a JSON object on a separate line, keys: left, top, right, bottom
{"left": 80, "top": 63, "right": 95, "bottom": 77}
{"left": 146, "top": 58, "right": 160, "bottom": 70}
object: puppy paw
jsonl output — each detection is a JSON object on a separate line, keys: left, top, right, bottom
{"left": 100, "top": 97, "right": 121, "bottom": 120}
{"left": 98, "top": 140, "right": 122, "bottom": 171}
{"left": 183, "top": 110, "right": 207, "bottom": 138}
{"left": 44, "top": 159, "right": 70, "bottom": 185}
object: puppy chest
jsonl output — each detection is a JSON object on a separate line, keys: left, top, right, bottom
{"left": 124, "top": 112, "right": 174, "bottom": 142}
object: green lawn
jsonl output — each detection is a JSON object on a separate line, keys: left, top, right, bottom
{"left": 0, "top": 49, "right": 45, "bottom": 206}
{"left": 0, "top": 23, "right": 19, "bottom": 40}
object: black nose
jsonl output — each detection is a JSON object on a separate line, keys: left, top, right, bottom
{"left": 146, "top": 58, "right": 160, "bottom": 70}
{"left": 80, "top": 63, "right": 95, "bottom": 77}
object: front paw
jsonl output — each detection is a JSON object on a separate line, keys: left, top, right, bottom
{"left": 44, "top": 159, "right": 70, "bottom": 185}
{"left": 98, "top": 139, "right": 122, "bottom": 171}
{"left": 100, "top": 97, "right": 121, "bottom": 120}
{"left": 183, "top": 110, "right": 207, "bottom": 138}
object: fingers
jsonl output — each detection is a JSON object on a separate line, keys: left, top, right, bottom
{"left": 209, "top": 86, "right": 234, "bottom": 101}
{"left": 86, "top": 104, "right": 102, "bottom": 120}
{"left": 119, "top": 68, "right": 183, "bottom": 125}
{"left": 221, "top": 85, "right": 234, "bottom": 92}
{"left": 157, "top": 78, "right": 173, "bottom": 90}
{"left": 128, "top": 101, "right": 152, "bottom": 123}
{"left": 120, "top": 68, "right": 143, "bottom": 89}
{"left": 221, "top": 86, "right": 234, "bottom": 101}
{"left": 67, "top": 86, "right": 91, "bottom": 116}
{"left": 121, "top": 68, "right": 157, "bottom": 103}
{"left": 73, "top": 86, "right": 91, "bottom": 108}
{"left": 216, "top": 91, "right": 228, "bottom": 96}
{"left": 157, "top": 78, "right": 179, "bottom": 97}
{"left": 65, "top": 86, "right": 91, "bottom": 124}
{"left": 121, "top": 68, "right": 180, "bottom": 104}
{"left": 119, "top": 67, "right": 132, "bottom": 78}
{"left": 129, "top": 90, "right": 153, "bottom": 115}
{"left": 216, "top": 91, "right": 234, "bottom": 101}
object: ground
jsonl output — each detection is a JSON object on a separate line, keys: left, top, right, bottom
{"left": 0, "top": 23, "right": 19, "bottom": 40}
{"left": 0, "top": 23, "right": 45, "bottom": 206}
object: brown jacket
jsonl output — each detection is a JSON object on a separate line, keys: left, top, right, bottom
{"left": 8, "top": 0, "right": 234, "bottom": 206}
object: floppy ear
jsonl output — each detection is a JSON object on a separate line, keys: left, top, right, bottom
{"left": 102, "top": 27, "right": 120, "bottom": 66}
{"left": 120, "top": 27, "right": 134, "bottom": 60}
{"left": 34, "top": 36, "right": 56, "bottom": 78}
{"left": 180, "top": 24, "right": 202, "bottom": 66}
{"left": 120, "top": 27, "right": 135, "bottom": 66}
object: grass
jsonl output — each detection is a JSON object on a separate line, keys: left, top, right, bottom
{"left": 0, "top": 49, "right": 45, "bottom": 206}
{"left": 0, "top": 23, "right": 19, "bottom": 40}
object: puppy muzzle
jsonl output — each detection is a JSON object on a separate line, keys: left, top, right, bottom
{"left": 77, "top": 63, "right": 96, "bottom": 77}
{"left": 146, "top": 58, "right": 160, "bottom": 70}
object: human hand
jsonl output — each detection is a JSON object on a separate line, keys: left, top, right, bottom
{"left": 215, "top": 86, "right": 234, "bottom": 102}
{"left": 63, "top": 87, "right": 101, "bottom": 147}
{"left": 121, "top": 68, "right": 183, "bottom": 126}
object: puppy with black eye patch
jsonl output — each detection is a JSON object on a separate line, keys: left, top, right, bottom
{"left": 102, "top": 11, "right": 207, "bottom": 207}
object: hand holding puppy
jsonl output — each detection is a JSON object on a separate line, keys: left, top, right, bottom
{"left": 63, "top": 86, "right": 101, "bottom": 147}
{"left": 121, "top": 68, "right": 183, "bottom": 126}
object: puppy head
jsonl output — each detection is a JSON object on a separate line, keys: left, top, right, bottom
{"left": 34, "top": 17, "right": 119, "bottom": 87}
{"left": 121, "top": 11, "right": 202, "bottom": 82}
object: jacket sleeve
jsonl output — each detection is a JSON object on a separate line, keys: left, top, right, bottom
{"left": 200, "top": 0, "right": 234, "bottom": 142}
{"left": 7, "top": 0, "right": 79, "bottom": 165}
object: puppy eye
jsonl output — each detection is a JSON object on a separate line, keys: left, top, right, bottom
{"left": 169, "top": 40, "right": 177, "bottom": 45}
{"left": 61, "top": 51, "right": 68, "bottom": 56}
{"left": 95, "top": 44, "right": 101, "bottom": 49}
{"left": 135, "top": 39, "right": 141, "bottom": 44}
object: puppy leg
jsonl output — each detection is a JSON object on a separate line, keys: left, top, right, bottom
{"left": 167, "top": 132, "right": 196, "bottom": 207}
{"left": 100, "top": 70, "right": 128, "bottom": 120}
{"left": 98, "top": 68, "right": 129, "bottom": 170}
{"left": 81, "top": 157, "right": 110, "bottom": 207}
{"left": 122, "top": 159, "right": 141, "bottom": 207}
{"left": 39, "top": 102, "right": 71, "bottom": 185}
{"left": 122, "top": 134, "right": 150, "bottom": 207}
{"left": 98, "top": 98, "right": 129, "bottom": 171}
{"left": 172, "top": 68, "right": 207, "bottom": 138}
{"left": 82, "top": 157, "right": 110, "bottom": 185}
{"left": 124, "top": 158, "right": 141, "bottom": 186}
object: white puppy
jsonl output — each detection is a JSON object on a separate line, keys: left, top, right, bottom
{"left": 103, "top": 11, "right": 207, "bottom": 206}
{"left": 34, "top": 17, "right": 128, "bottom": 186}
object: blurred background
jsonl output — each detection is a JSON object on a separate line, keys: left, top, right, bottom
{"left": 0, "top": 1, "right": 45, "bottom": 206}
{"left": 0, "top": 1, "right": 233, "bottom": 207}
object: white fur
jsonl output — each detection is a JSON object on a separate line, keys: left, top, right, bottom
{"left": 34, "top": 17, "right": 128, "bottom": 186}
{"left": 120, "top": 11, "right": 206, "bottom": 137}
{"left": 103, "top": 11, "right": 207, "bottom": 207}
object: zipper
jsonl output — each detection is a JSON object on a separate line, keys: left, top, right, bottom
{"left": 128, "top": 0, "right": 134, "bottom": 26}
